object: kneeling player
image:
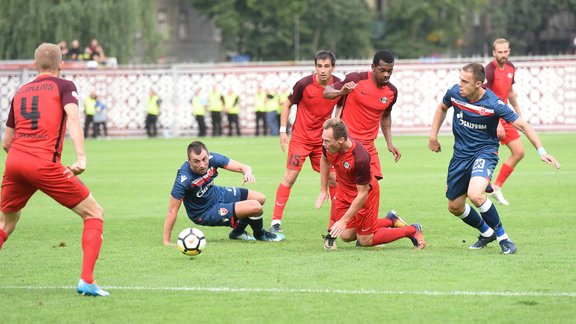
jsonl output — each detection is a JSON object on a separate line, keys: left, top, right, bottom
{"left": 315, "top": 119, "right": 425, "bottom": 250}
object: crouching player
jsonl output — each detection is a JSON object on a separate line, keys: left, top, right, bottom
{"left": 315, "top": 119, "right": 425, "bottom": 250}
{"left": 163, "top": 141, "right": 284, "bottom": 245}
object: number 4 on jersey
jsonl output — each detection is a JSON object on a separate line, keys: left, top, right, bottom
{"left": 20, "top": 96, "right": 40, "bottom": 130}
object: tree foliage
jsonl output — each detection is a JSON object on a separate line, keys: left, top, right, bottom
{"left": 189, "top": 0, "right": 372, "bottom": 61}
{"left": 373, "top": 0, "right": 490, "bottom": 58}
{"left": 0, "top": 0, "right": 160, "bottom": 63}
{"left": 501, "top": 0, "right": 576, "bottom": 55}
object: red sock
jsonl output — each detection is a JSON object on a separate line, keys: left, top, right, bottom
{"left": 371, "top": 226, "right": 416, "bottom": 246}
{"left": 81, "top": 218, "right": 103, "bottom": 284}
{"left": 0, "top": 229, "right": 8, "bottom": 249}
{"left": 377, "top": 217, "right": 393, "bottom": 228}
{"left": 495, "top": 163, "right": 514, "bottom": 188}
{"left": 272, "top": 184, "right": 291, "bottom": 221}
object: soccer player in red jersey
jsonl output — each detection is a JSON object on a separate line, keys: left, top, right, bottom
{"left": 315, "top": 119, "right": 424, "bottom": 250}
{"left": 270, "top": 50, "right": 344, "bottom": 233}
{"left": 0, "top": 43, "right": 109, "bottom": 296}
{"left": 323, "top": 50, "right": 401, "bottom": 180}
{"left": 484, "top": 38, "right": 525, "bottom": 206}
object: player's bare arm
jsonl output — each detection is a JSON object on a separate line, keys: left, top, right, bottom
{"left": 163, "top": 197, "right": 183, "bottom": 245}
{"left": 322, "top": 82, "right": 356, "bottom": 100}
{"left": 315, "top": 155, "right": 331, "bottom": 209}
{"left": 63, "top": 102, "right": 87, "bottom": 177}
{"left": 333, "top": 104, "right": 343, "bottom": 119}
{"left": 508, "top": 85, "right": 522, "bottom": 117}
{"left": 380, "top": 110, "right": 401, "bottom": 162}
{"left": 225, "top": 159, "right": 256, "bottom": 184}
{"left": 511, "top": 118, "right": 561, "bottom": 169}
{"left": 428, "top": 102, "right": 450, "bottom": 152}
{"left": 2, "top": 126, "right": 14, "bottom": 152}
{"left": 279, "top": 98, "right": 292, "bottom": 152}
{"left": 329, "top": 183, "right": 369, "bottom": 237}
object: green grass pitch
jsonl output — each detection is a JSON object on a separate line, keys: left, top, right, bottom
{"left": 0, "top": 133, "right": 574, "bottom": 323}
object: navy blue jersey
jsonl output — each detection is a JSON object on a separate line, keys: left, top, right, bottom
{"left": 442, "top": 85, "right": 518, "bottom": 160}
{"left": 170, "top": 152, "right": 231, "bottom": 217}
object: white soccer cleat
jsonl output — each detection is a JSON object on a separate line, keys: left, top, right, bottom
{"left": 490, "top": 188, "right": 509, "bottom": 206}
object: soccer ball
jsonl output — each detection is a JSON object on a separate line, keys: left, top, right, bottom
{"left": 177, "top": 228, "right": 206, "bottom": 256}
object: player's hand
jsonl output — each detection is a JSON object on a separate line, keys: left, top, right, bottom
{"left": 279, "top": 132, "right": 289, "bottom": 152}
{"left": 64, "top": 160, "right": 86, "bottom": 178}
{"left": 497, "top": 123, "right": 505, "bottom": 140}
{"left": 388, "top": 145, "right": 401, "bottom": 162}
{"left": 329, "top": 219, "right": 346, "bottom": 238}
{"left": 242, "top": 171, "right": 256, "bottom": 185}
{"left": 315, "top": 191, "right": 328, "bottom": 209}
{"left": 428, "top": 139, "right": 441, "bottom": 153}
{"left": 339, "top": 81, "right": 357, "bottom": 95}
{"left": 540, "top": 154, "right": 561, "bottom": 169}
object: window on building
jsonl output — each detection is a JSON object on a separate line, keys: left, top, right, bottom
{"left": 178, "top": 9, "right": 188, "bottom": 40}
{"left": 158, "top": 8, "right": 169, "bottom": 40}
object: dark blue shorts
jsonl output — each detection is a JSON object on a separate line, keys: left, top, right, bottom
{"left": 189, "top": 187, "right": 248, "bottom": 227}
{"left": 446, "top": 153, "right": 499, "bottom": 200}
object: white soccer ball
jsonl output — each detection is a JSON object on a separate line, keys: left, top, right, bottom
{"left": 177, "top": 228, "right": 206, "bottom": 256}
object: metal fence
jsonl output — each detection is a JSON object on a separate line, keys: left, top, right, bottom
{"left": 1, "top": 58, "right": 575, "bottom": 137}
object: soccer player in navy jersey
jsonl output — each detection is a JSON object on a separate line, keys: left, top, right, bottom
{"left": 163, "top": 141, "right": 284, "bottom": 244}
{"left": 270, "top": 50, "right": 344, "bottom": 233}
{"left": 484, "top": 38, "right": 525, "bottom": 206}
{"left": 429, "top": 63, "right": 560, "bottom": 254}
{"left": 0, "top": 43, "right": 109, "bottom": 296}
{"left": 316, "top": 119, "right": 424, "bottom": 250}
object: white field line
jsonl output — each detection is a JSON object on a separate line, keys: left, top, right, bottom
{"left": 1, "top": 285, "right": 575, "bottom": 297}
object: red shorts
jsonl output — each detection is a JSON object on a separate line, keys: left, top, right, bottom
{"left": 285, "top": 141, "right": 323, "bottom": 172}
{"left": 499, "top": 119, "right": 520, "bottom": 145}
{"left": 359, "top": 141, "right": 382, "bottom": 180}
{"left": 1, "top": 149, "right": 90, "bottom": 213}
{"left": 330, "top": 181, "right": 379, "bottom": 236}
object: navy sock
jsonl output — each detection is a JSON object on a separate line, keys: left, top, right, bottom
{"left": 231, "top": 219, "right": 249, "bottom": 235}
{"left": 479, "top": 199, "right": 507, "bottom": 238}
{"left": 247, "top": 217, "right": 264, "bottom": 237}
{"left": 458, "top": 204, "right": 490, "bottom": 233}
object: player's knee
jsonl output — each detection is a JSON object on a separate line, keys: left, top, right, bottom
{"left": 447, "top": 204, "right": 463, "bottom": 216}
{"left": 467, "top": 193, "right": 485, "bottom": 207}
{"left": 356, "top": 235, "right": 372, "bottom": 246}
{"left": 250, "top": 201, "right": 264, "bottom": 216}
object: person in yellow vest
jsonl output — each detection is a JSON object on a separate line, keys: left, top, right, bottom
{"left": 191, "top": 89, "right": 208, "bottom": 137}
{"left": 224, "top": 89, "right": 241, "bottom": 137}
{"left": 265, "top": 90, "right": 280, "bottom": 136}
{"left": 208, "top": 86, "right": 224, "bottom": 137}
{"left": 146, "top": 89, "right": 161, "bottom": 137}
{"left": 254, "top": 87, "right": 268, "bottom": 136}
{"left": 83, "top": 91, "right": 97, "bottom": 138}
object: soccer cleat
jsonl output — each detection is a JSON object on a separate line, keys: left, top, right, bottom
{"left": 499, "top": 239, "right": 517, "bottom": 255}
{"left": 386, "top": 210, "right": 408, "bottom": 228}
{"left": 323, "top": 234, "right": 337, "bottom": 250}
{"left": 269, "top": 223, "right": 283, "bottom": 233}
{"left": 228, "top": 230, "right": 256, "bottom": 241}
{"left": 255, "top": 230, "right": 284, "bottom": 242}
{"left": 77, "top": 279, "right": 110, "bottom": 297}
{"left": 469, "top": 233, "right": 497, "bottom": 249}
{"left": 411, "top": 224, "right": 426, "bottom": 250}
{"left": 489, "top": 188, "right": 509, "bottom": 206}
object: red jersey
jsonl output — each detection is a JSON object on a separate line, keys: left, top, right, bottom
{"left": 334, "top": 72, "right": 398, "bottom": 142}
{"left": 485, "top": 60, "right": 515, "bottom": 104}
{"left": 289, "top": 74, "right": 343, "bottom": 145}
{"left": 323, "top": 139, "right": 377, "bottom": 203}
{"left": 6, "top": 75, "right": 78, "bottom": 162}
